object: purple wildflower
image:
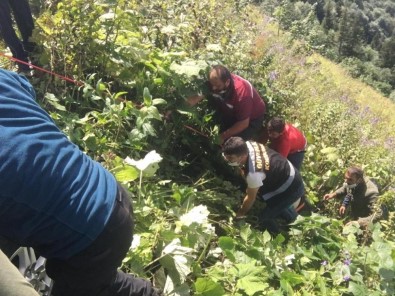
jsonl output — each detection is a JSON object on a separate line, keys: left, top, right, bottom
{"left": 343, "top": 275, "right": 351, "bottom": 281}
{"left": 344, "top": 259, "right": 351, "bottom": 266}
{"left": 321, "top": 260, "right": 328, "bottom": 266}
{"left": 268, "top": 71, "right": 278, "bottom": 82}
{"left": 370, "top": 117, "right": 380, "bottom": 125}
{"left": 384, "top": 137, "right": 395, "bottom": 151}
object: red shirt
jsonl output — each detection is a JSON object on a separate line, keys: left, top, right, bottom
{"left": 218, "top": 74, "right": 265, "bottom": 123}
{"left": 269, "top": 124, "right": 307, "bottom": 157}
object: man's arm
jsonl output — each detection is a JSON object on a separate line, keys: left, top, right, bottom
{"left": 324, "top": 185, "right": 346, "bottom": 200}
{"left": 220, "top": 117, "right": 250, "bottom": 144}
{"left": 236, "top": 187, "right": 259, "bottom": 218}
{"left": 323, "top": 191, "right": 337, "bottom": 200}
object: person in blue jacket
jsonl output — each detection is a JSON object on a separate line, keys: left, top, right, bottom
{"left": 0, "top": 69, "right": 158, "bottom": 296}
{"left": 0, "top": 0, "right": 36, "bottom": 72}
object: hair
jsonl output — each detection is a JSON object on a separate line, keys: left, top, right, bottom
{"left": 267, "top": 117, "right": 285, "bottom": 133}
{"left": 222, "top": 137, "right": 248, "bottom": 156}
{"left": 347, "top": 166, "right": 364, "bottom": 180}
{"left": 210, "top": 65, "right": 232, "bottom": 83}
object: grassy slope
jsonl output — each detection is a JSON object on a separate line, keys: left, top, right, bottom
{"left": 264, "top": 18, "right": 393, "bottom": 137}
{"left": 315, "top": 54, "right": 395, "bottom": 134}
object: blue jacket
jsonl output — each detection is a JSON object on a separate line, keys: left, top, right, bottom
{"left": 0, "top": 69, "right": 117, "bottom": 259}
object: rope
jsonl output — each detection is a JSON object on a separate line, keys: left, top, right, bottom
{"left": 2, "top": 52, "right": 216, "bottom": 140}
{"left": 183, "top": 124, "right": 209, "bottom": 138}
{"left": 0, "top": 52, "right": 84, "bottom": 86}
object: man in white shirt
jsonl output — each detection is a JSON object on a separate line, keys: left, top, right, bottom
{"left": 222, "top": 137, "right": 305, "bottom": 233}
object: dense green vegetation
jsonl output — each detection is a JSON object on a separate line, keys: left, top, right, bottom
{"left": 1, "top": 0, "right": 395, "bottom": 295}
{"left": 256, "top": 0, "right": 395, "bottom": 100}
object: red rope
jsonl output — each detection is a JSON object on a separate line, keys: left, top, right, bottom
{"left": 1, "top": 53, "right": 216, "bottom": 141}
{"left": 0, "top": 52, "right": 84, "bottom": 86}
{"left": 183, "top": 124, "right": 209, "bottom": 138}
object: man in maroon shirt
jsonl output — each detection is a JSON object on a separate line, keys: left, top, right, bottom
{"left": 188, "top": 65, "right": 266, "bottom": 144}
{"left": 267, "top": 117, "right": 307, "bottom": 170}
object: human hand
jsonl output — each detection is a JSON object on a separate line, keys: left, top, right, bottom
{"left": 233, "top": 215, "right": 246, "bottom": 227}
{"left": 323, "top": 193, "right": 335, "bottom": 201}
{"left": 219, "top": 133, "right": 226, "bottom": 145}
{"left": 186, "top": 95, "right": 204, "bottom": 107}
{"left": 339, "top": 205, "right": 346, "bottom": 215}
{"left": 356, "top": 218, "right": 369, "bottom": 228}
{"left": 235, "top": 215, "right": 247, "bottom": 220}
{"left": 164, "top": 110, "right": 172, "bottom": 122}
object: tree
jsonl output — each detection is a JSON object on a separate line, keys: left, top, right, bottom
{"left": 380, "top": 37, "right": 395, "bottom": 68}
{"left": 338, "top": 6, "right": 364, "bottom": 58}
{"left": 322, "top": 0, "right": 337, "bottom": 31}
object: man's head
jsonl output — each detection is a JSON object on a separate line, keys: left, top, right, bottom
{"left": 222, "top": 137, "right": 248, "bottom": 167}
{"left": 344, "top": 166, "right": 364, "bottom": 188}
{"left": 209, "top": 65, "right": 231, "bottom": 92}
{"left": 267, "top": 117, "right": 285, "bottom": 139}
{"left": 208, "top": 65, "right": 234, "bottom": 100}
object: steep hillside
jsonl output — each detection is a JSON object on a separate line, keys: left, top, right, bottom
{"left": 0, "top": 1, "right": 394, "bottom": 295}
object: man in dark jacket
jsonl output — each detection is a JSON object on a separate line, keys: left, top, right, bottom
{"left": 222, "top": 137, "right": 305, "bottom": 233}
{"left": 324, "top": 166, "right": 382, "bottom": 227}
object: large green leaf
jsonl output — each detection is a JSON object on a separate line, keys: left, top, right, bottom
{"left": 45, "top": 93, "right": 66, "bottom": 111}
{"left": 348, "top": 282, "right": 368, "bottom": 296}
{"left": 170, "top": 59, "right": 208, "bottom": 78}
{"left": 237, "top": 276, "right": 269, "bottom": 295}
{"left": 240, "top": 224, "right": 253, "bottom": 243}
{"left": 194, "top": 278, "right": 225, "bottom": 296}
{"left": 280, "top": 271, "right": 305, "bottom": 285}
{"left": 160, "top": 239, "right": 194, "bottom": 285}
{"left": 218, "top": 236, "right": 235, "bottom": 251}
{"left": 280, "top": 279, "right": 294, "bottom": 295}
{"left": 152, "top": 98, "right": 167, "bottom": 106}
{"left": 143, "top": 87, "right": 152, "bottom": 106}
{"left": 113, "top": 165, "right": 139, "bottom": 182}
{"left": 379, "top": 268, "right": 395, "bottom": 280}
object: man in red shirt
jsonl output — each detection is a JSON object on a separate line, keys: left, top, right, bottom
{"left": 267, "top": 117, "right": 307, "bottom": 170}
{"left": 188, "top": 65, "right": 266, "bottom": 144}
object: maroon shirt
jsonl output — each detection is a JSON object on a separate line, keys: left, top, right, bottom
{"left": 217, "top": 74, "right": 265, "bottom": 123}
{"left": 269, "top": 124, "right": 307, "bottom": 157}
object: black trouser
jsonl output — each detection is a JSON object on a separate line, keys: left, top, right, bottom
{"left": 45, "top": 184, "right": 157, "bottom": 296}
{"left": 259, "top": 171, "right": 305, "bottom": 233}
{"left": 236, "top": 115, "right": 265, "bottom": 141}
{"left": 221, "top": 115, "right": 265, "bottom": 142}
{"left": 0, "top": 0, "right": 34, "bottom": 70}
{"left": 287, "top": 151, "right": 305, "bottom": 171}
